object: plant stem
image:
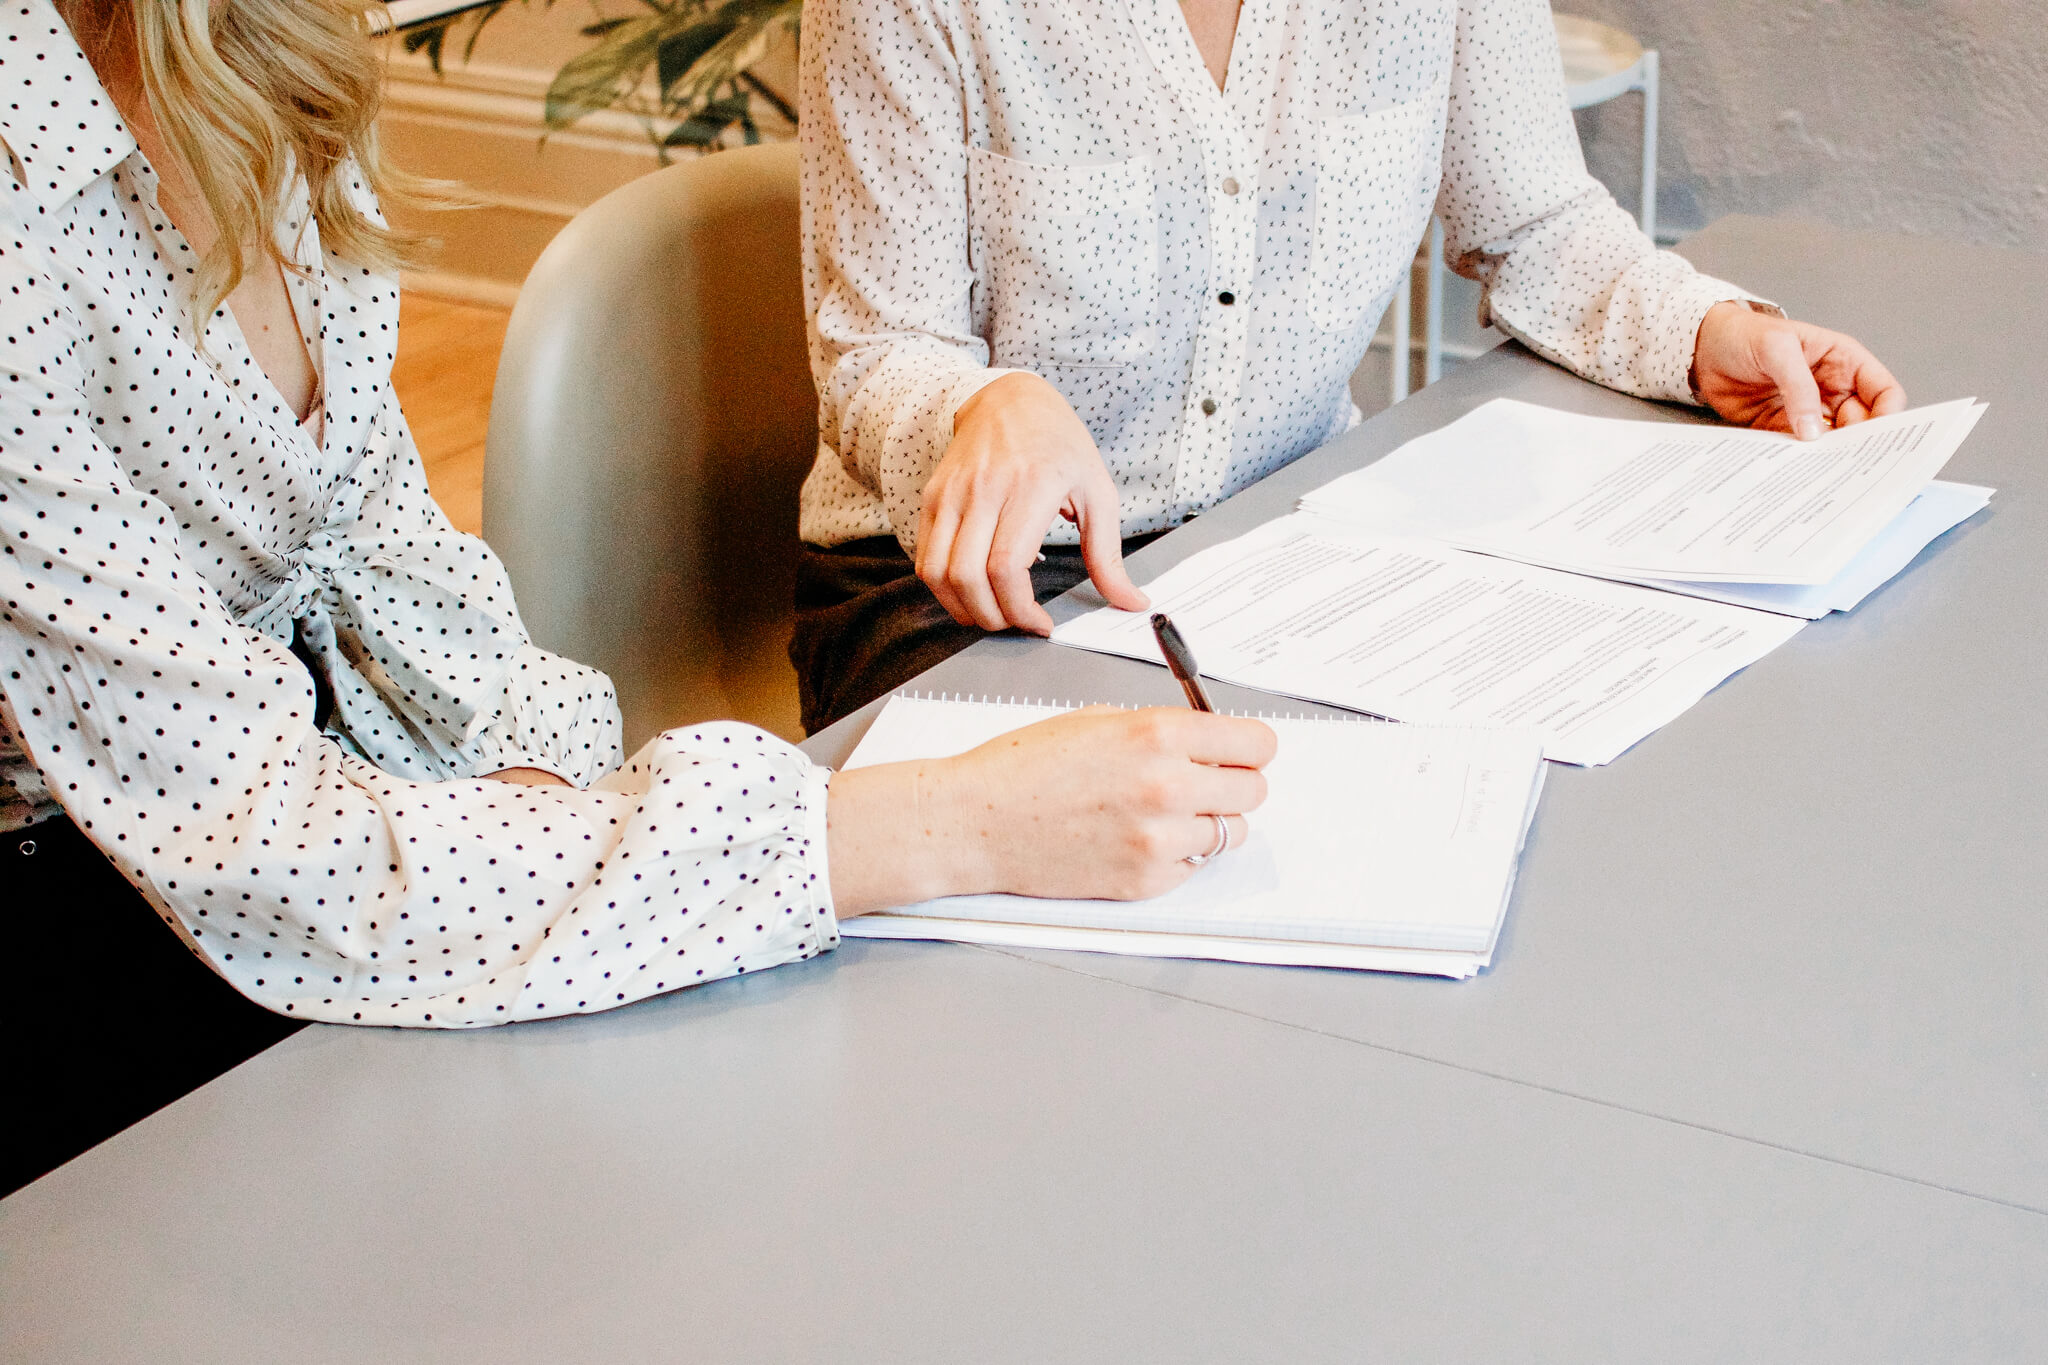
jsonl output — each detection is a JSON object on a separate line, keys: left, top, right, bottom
{"left": 739, "top": 70, "right": 798, "bottom": 127}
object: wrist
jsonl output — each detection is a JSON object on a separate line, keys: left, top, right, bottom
{"left": 911, "top": 755, "right": 1000, "bottom": 899}
{"left": 953, "top": 370, "right": 1049, "bottom": 434}
{"left": 825, "top": 758, "right": 990, "bottom": 916}
{"left": 1689, "top": 300, "right": 1745, "bottom": 404}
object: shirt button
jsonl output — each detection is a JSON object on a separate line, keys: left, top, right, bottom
{"left": 1221, "top": 177, "right": 1241, "bottom": 196}
{"left": 1217, "top": 291, "right": 1235, "bottom": 306}
{"left": 1200, "top": 398, "right": 1219, "bottom": 416}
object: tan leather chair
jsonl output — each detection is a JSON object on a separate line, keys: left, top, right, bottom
{"left": 483, "top": 141, "right": 814, "bottom": 749}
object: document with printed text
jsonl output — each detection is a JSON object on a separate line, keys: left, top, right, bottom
{"left": 1051, "top": 514, "right": 1807, "bottom": 766}
{"left": 1615, "top": 480, "right": 1994, "bottom": 619}
{"left": 1299, "top": 397, "right": 1985, "bottom": 585}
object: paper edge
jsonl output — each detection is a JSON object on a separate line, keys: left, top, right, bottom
{"left": 841, "top": 914, "right": 1487, "bottom": 978}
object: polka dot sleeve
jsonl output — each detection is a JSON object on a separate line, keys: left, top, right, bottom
{"left": 0, "top": 287, "right": 838, "bottom": 1027}
{"left": 324, "top": 391, "right": 628, "bottom": 790}
{"left": 1436, "top": 0, "right": 1772, "bottom": 403}
{"left": 800, "top": 0, "right": 1028, "bottom": 553}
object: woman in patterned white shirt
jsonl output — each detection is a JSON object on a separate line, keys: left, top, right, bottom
{"left": 0, "top": 0, "right": 1275, "bottom": 1193}
{"left": 791, "top": 0, "right": 1908, "bottom": 731}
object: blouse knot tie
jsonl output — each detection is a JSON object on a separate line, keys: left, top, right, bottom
{"left": 246, "top": 530, "right": 520, "bottom": 767}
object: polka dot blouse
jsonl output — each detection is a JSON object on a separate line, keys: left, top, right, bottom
{"left": 797, "top": 0, "right": 1768, "bottom": 553}
{"left": 0, "top": 1, "right": 837, "bottom": 1028}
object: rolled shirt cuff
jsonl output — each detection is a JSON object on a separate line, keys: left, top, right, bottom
{"left": 1652, "top": 270, "right": 1784, "bottom": 407}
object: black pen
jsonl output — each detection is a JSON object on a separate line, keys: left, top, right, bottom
{"left": 1150, "top": 613, "right": 1215, "bottom": 712}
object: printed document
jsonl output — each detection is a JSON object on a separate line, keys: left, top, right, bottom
{"left": 1299, "top": 397, "right": 1985, "bottom": 584}
{"left": 1051, "top": 514, "right": 1806, "bottom": 766}
{"left": 1616, "top": 480, "right": 1993, "bottom": 619}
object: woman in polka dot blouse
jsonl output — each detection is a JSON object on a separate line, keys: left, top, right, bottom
{"left": 0, "top": 0, "right": 1276, "bottom": 1193}
{"left": 790, "top": 0, "right": 1906, "bottom": 732}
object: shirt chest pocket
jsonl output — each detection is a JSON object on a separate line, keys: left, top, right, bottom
{"left": 967, "top": 147, "right": 1160, "bottom": 367}
{"left": 1309, "top": 93, "right": 1444, "bottom": 332}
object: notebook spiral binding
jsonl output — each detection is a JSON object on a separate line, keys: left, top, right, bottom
{"left": 890, "top": 689, "right": 1397, "bottom": 724}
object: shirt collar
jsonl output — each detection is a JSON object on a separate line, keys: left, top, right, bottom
{"left": 0, "top": 0, "right": 140, "bottom": 210}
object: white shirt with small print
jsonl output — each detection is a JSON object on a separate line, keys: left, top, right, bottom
{"left": 798, "top": 0, "right": 1767, "bottom": 551}
{"left": 0, "top": 0, "right": 836, "bottom": 1028}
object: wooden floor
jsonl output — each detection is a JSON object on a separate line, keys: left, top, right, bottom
{"left": 392, "top": 294, "right": 510, "bottom": 536}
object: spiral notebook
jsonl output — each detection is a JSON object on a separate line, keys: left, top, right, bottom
{"left": 837, "top": 694, "right": 1548, "bottom": 978}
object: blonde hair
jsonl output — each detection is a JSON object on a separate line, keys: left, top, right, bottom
{"left": 121, "top": 0, "right": 439, "bottom": 322}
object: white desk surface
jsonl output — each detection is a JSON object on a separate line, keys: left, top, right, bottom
{"left": 4, "top": 217, "right": 2043, "bottom": 1361}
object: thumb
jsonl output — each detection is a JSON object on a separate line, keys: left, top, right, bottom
{"left": 1757, "top": 329, "right": 1828, "bottom": 440}
{"left": 1074, "top": 475, "right": 1149, "bottom": 613}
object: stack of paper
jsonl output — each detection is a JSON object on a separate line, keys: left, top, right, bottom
{"left": 1052, "top": 515, "right": 1806, "bottom": 766}
{"left": 1298, "top": 398, "right": 1992, "bottom": 617}
{"left": 1053, "top": 400, "right": 1990, "bottom": 764}
{"left": 838, "top": 694, "right": 1547, "bottom": 978}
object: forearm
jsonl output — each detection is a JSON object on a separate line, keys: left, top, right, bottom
{"left": 1436, "top": 0, "right": 1761, "bottom": 403}
{"left": 822, "top": 707, "right": 1280, "bottom": 916}
{"left": 820, "top": 350, "right": 1022, "bottom": 540}
{"left": 1478, "top": 212, "right": 1760, "bottom": 403}
{"left": 102, "top": 731, "right": 835, "bottom": 1027}
{"left": 824, "top": 760, "right": 985, "bottom": 916}
{"left": 801, "top": 0, "right": 1023, "bottom": 542}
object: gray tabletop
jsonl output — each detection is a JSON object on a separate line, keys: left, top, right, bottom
{"left": 4, "top": 217, "right": 2043, "bottom": 1361}
{"left": 812, "top": 214, "right": 2048, "bottom": 1217}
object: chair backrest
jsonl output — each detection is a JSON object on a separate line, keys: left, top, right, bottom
{"left": 483, "top": 141, "right": 814, "bottom": 749}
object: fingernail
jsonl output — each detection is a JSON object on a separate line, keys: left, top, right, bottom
{"left": 1794, "top": 415, "right": 1824, "bottom": 440}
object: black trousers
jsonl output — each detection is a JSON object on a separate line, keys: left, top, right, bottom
{"left": 3, "top": 817, "right": 303, "bottom": 1196}
{"left": 789, "top": 532, "right": 1162, "bottom": 735}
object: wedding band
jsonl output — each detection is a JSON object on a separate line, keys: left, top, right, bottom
{"left": 1184, "top": 813, "right": 1232, "bottom": 867}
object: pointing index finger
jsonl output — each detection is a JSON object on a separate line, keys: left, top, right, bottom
{"left": 1074, "top": 471, "right": 1149, "bottom": 613}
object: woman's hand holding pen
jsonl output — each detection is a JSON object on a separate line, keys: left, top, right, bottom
{"left": 825, "top": 707, "right": 1276, "bottom": 916}
{"left": 917, "top": 372, "right": 1150, "bottom": 635}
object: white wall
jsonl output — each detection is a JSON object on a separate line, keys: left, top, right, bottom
{"left": 451, "top": 0, "right": 617, "bottom": 67}
{"left": 1566, "top": 0, "right": 2048, "bottom": 252}
{"left": 383, "top": 2, "right": 2047, "bottom": 331}
{"left": 1382, "top": 2, "right": 2048, "bottom": 405}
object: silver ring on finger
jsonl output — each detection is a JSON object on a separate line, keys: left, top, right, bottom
{"left": 1184, "top": 813, "right": 1232, "bottom": 867}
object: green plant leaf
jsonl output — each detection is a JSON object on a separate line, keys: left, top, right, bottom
{"left": 401, "top": 22, "right": 449, "bottom": 72}
{"left": 663, "top": 122, "right": 719, "bottom": 148}
{"left": 543, "top": 16, "right": 663, "bottom": 128}
{"left": 657, "top": 19, "right": 740, "bottom": 100}
{"left": 434, "top": 0, "right": 802, "bottom": 151}
{"left": 738, "top": 69, "right": 797, "bottom": 127}
{"left": 656, "top": 6, "right": 791, "bottom": 113}
{"left": 662, "top": 90, "right": 754, "bottom": 147}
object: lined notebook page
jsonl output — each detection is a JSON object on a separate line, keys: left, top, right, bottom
{"left": 841, "top": 696, "right": 1546, "bottom": 953}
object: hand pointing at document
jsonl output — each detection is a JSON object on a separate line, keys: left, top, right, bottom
{"left": 916, "top": 372, "right": 1150, "bottom": 635}
{"left": 1691, "top": 301, "right": 1907, "bottom": 440}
